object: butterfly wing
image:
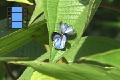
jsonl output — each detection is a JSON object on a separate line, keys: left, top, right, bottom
{"left": 52, "top": 32, "right": 61, "bottom": 41}
{"left": 60, "top": 34, "right": 67, "bottom": 49}
{"left": 60, "top": 23, "right": 68, "bottom": 34}
{"left": 54, "top": 38, "right": 62, "bottom": 49}
{"left": 65, "top": 27, "right": 74, "bottom": 35}
{"left": 54, "top": 34, "right": 67, "bottom": 49}
{"left": 60, "top": 23, "right": 74, "bottom": 35}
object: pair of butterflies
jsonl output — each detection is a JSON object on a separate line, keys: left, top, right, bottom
{"left": 52, "top": 23, "right": 74, "bottom": 50}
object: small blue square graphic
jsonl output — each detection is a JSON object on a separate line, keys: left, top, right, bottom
{"left": 12, "top": 22, "right": 22, "bottom": 28}
{"left": 12, "top": 7, "right": 22, "bottom": 12}
{"left": 12, "top": 13, "right": 22, "bottom": 21}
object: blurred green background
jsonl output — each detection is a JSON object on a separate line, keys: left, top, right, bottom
{"left": 83, "top": 0, "right": 120, "bottom": 39}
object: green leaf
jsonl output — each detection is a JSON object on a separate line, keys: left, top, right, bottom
{"left": 64, "top": 36, "right": 120, "bottom": 62}
{"left": 0, "top": 19, "right": 46, "bottom": 58}
{"left": 31, "top": 71, "right": 58, "bottom": 80}
{"left": 28, "top": 0, "right": 44, "bottom": 25}
{"left": 7, "top": 0, "right": 33, "bottom": 5}
{"left": 3, "top": 40, "right": 46, "bottom": 59}
{"left": 0, "top": 20, "right": 46, "bottom": 56}
{"left": 63, "top": 0, "right": 102, "bottom": 63}
{"left": 18, "top": 52, "right": 50, "bottom": 80}
{"left": 0, "top": 19, "right": 17, "bottom": 38}
{"left": 43, "top": 0, "right": 88, "bottom": 62}
{"left": 43, "top": 0, "right": 102, "bottom": 62}
{"left": 83, "top": 49, "right": 120, "bottom": 69}
{"left": 18, "top": 67, "right": 34, "bottom": 80}
{"left": 9, "top": 61, "right": 120, "bottom": 80}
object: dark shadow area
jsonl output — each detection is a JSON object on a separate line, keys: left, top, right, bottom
{"left": 66, "top": 41, "right": 71, "bottom": 49}
{"left": 67, "top": 33, "right": 77, "bottom": 40}
{"left": 75, "top": 60, "right": 113, "bottom": 67}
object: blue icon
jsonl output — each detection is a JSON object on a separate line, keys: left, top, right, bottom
{"left": 11, "top": 7, "right": 23, "bottom": 28}
{"left": 12, "top": 13, "right": 22, "bottom": 21}
{"left": 12, "top": 7, "right": 22, "bottom": 12}
{"left": 52, "top": 23, "right": 74, "bottom": 50}
{"left": 7, "top": 7, "right": 27, "bottom": 29}
{"left": 12, "top": 22, "right": 22, "bottom": 28}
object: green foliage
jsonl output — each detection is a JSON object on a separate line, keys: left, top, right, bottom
{"left": 9, "top": 61, "right": 120, "bottom": 80}
{"left": 84, "top": 49, "right": 120, "bottom": 68}
{"left": 43, "top": 0, "right": 89, "bottom": 62}
{"left": 0, "top": 20, "right": 46, "bottom": 56}
{"left": 43, "top": 0, "right": 102, "bottom": 62}
{"left": 18, "top": 67, "right": 34, "bottom": 80}
{"left": 0, "top": 19, "right": 46, "bottom": 59}
{"left": 65, "top": 36, "right": 120, "bottom": 62}
{"left": 28, "top": 0, "right": 44, "bottom": 25}
{"left": 0, "top": 0, "right": 120, "bottom": 80}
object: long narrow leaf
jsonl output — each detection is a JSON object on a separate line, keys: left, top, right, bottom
{"left": 0, "top": 20, "right": 46, "bottom": 56}
{"left": 9, "top": 61, "right": 120, "bottom": 80}
{"left": 84, "top": 49, "right": 120, "bottom": 69}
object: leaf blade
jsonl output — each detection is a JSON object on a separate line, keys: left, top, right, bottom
{"left": 84, "top": 49, "right": 120, "bottom": 69}
{"left": 10, "top": 61, "right": 120, "bottom": 80}
{"left": 0, "top": 20, "right": 46, "bottom": 56}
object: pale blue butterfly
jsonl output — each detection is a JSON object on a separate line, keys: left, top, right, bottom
{"left": 52, "top": 23, "right": 74, "bottom": 49}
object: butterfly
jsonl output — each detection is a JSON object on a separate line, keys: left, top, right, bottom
{"left": 52, "top": 23, "right": 74, "bottom": 50}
